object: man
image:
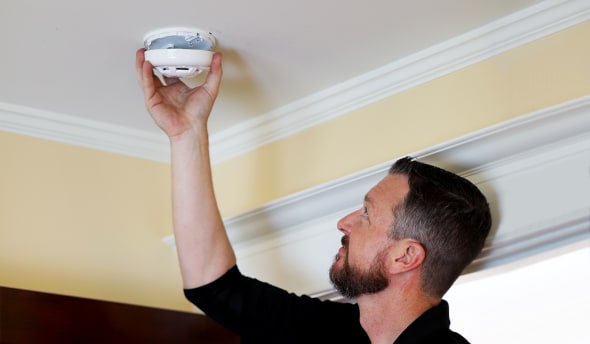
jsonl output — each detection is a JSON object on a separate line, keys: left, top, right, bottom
{"left": 136, "top": 49, "right": 492, "bottom": 343}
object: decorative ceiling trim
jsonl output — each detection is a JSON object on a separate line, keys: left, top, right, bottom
{"left": 0, "top": 102, "right": 170, "bottom": 162}
{"left": 208, "top": 0, "right": 590, "bottom": 162}
{"left": 1, "top": 0, "right": 588, "bottom": 164}
{"left": 163, "top": 94, "right": 590, "bottom": 249}
{"left": 467, "top": 210, "right": 590, "bottom": 273}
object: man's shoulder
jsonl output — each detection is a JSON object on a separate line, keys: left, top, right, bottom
{"left": 394, "top": 300, "right": 471, "bottom": 344}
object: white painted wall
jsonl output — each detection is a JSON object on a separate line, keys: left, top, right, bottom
{"left": 446, "top": 240, "right": 590, "bottom": 344}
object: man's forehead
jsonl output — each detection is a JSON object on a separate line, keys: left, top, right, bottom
{"left": 367, "top": 174, "right": 409, "bottom": 204}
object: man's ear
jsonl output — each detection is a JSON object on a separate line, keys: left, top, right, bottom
{"left": 391, "top": 239, "right": 425, "bottom": 273}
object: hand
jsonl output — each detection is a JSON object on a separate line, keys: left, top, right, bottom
{"left": 135, "top": 48, "right": 223, "bottom": 138}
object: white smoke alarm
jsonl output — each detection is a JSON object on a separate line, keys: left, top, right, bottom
{"left": 143, "top": 27, "right": 217, "bottom": 78}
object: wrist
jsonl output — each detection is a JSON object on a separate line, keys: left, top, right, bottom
{"left": 169, "top": 125, "right": 208, "bottom": 155}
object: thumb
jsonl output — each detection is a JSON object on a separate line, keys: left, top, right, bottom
{"left": 202, "top": 52, "right": 223, "bottom": 99}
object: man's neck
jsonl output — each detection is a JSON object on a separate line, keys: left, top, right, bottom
{"left": 356, "top": 288, "right": 439, "bottom": 344}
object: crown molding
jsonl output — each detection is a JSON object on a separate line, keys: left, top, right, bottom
{"left": 1, "top": 0, "right": 588, "bottom": 164}
{"left": 0, "top": 102, "right": 171, "bottom": 162}
{"left": 207, "top": 0, "right": 590, "bottom": 162}
{"left": 163, "top": 95, "right": 590, "bottom": 250}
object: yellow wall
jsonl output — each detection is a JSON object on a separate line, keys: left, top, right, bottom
{"left": 0, "top": 134, "right": 187, "bottom": 310}
{"left": 1, "top": 21, "right": 588, "bottom": 312}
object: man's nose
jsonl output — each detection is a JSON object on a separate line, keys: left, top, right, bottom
{"left": 336, "top": 210, "right": 356, "bottom": 235}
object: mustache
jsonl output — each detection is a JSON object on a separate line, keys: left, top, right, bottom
{"left": 341, "top": 236, "right": 349, "bottom": 247}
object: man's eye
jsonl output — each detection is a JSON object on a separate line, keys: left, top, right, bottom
{"left": 361, "top": 207, "right": 369, "bottom": 217}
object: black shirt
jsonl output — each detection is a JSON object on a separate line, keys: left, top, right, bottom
{"left": 184, "top": 265, "right": 470, "bottom": 343}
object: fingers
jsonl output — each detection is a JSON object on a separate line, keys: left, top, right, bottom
{"left": 136, "top": 48, "right": 166, "bottom": 98}
{"left": 202, "top": 52, "right": 223, "bottom": 100}
{"left": 135, "top": 48, "right": 154, "bottom": 93}
{"left": 135, "top": 48, "right": 151, "bottom": 92}
{"left": 135, "top": 48, "right": 146, "bottom": 87}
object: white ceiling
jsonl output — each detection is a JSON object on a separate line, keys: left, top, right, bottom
{"left": 1, "top": 0, "right": 545, "bottom": 145}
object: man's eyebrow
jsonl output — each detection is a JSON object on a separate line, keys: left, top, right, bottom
{"left": 364, "top": 194, "right": 374, "bottom": 205}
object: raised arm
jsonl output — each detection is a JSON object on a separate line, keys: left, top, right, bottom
{"left": 135, "top": 49, "right": 236, "bottom": 289}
